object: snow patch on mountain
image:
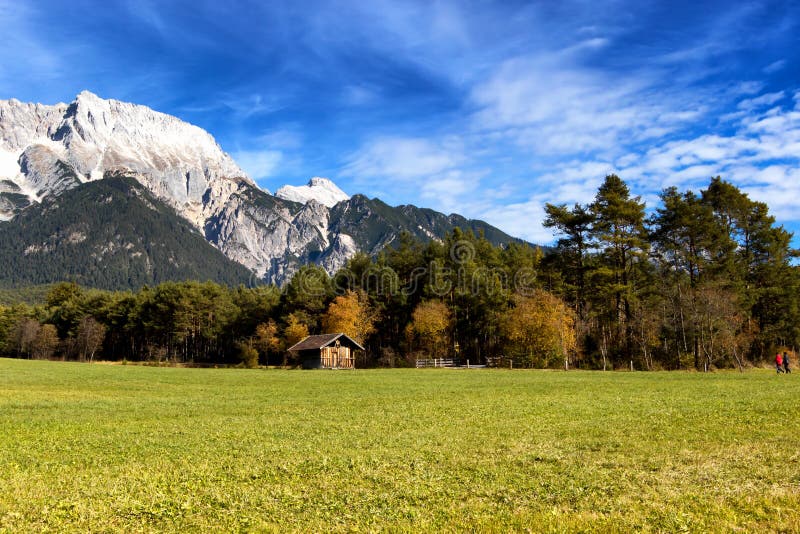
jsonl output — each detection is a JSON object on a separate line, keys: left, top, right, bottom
{"left": 275, "top": 177, "right": 350, "bottom": 208}
{"left": 0, "top": 148, "right": 22, "bottom": 183}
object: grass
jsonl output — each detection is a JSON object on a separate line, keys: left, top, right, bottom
{"left": 0, "top": 358, "right": 798, "bottom": 532}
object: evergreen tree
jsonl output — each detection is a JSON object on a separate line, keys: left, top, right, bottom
{"left": 588, "top": 175, "right": 650, "bottom": 364}
{"left": 543, "top": 202, "right": 594, "bottom": 319}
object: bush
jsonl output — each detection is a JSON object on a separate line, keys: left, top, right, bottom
{"left": 237, "top": 342, "right": 259, "bottom": 369}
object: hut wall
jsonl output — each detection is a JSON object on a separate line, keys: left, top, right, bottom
{"left": 301, "top": 349, "right": 322, "bottom": 369}
{"left": 321, "top": 346, "right": 354, "bottom": 368}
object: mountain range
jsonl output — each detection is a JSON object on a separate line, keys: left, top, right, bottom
{"left": 0, "top": 91, "right": 526, "bottom": 288}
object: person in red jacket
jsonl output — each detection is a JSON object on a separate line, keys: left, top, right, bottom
{"left": 776, "top": 352, "right": 784, "bottom": 374}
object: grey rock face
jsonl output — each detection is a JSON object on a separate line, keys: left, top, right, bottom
{"left": 18, "top": 145, "right": 81, "bottom": 198}
{"left": 203, "top": 183, "right": 344, "bottom": 283}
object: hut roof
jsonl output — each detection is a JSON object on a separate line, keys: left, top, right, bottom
{"left": 287, "top": 333, "right": 365, "bottom": 352}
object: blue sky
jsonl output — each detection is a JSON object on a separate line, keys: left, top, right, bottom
{"left": 1, "top": 0, "right": 799, "bottom": 244}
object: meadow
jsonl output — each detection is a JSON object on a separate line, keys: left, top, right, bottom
{"left": 0, "top": 358, "right": 798, "bottom": 532}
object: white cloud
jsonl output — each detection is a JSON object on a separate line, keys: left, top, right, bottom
{"left": 737, "top": 91, "right": 785, "bottom": 111}
{"left": 731, "top": 166, "right": 800, "bottom": 222}
{"left": 420, "top": 170, "right": 475, "bottom": 198}
{"left": 611, "top": 96, "right": 800, "bottom": 223}
{"left": 734, "top": 81, "right": 766, "bottom": 96}
{"left": 480, "top": 198, "right": 554, "bottom": 244}
{"left": 763, "top": 59, "right": 787, "bottom": 74}
{"left": 343, "top": 137, "right": 464, "bottom": 181}
{"left": 231, "top": 149, "right": 283, "bottom": 180}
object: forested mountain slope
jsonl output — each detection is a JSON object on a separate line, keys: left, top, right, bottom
{"left": 0, "top": 174, "right": 253, "bottom": 289}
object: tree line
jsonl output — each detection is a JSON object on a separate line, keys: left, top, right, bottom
{"left": 0, "top": 175, "right": 796, "bottom": 369}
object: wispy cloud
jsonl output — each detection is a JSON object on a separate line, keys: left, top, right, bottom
{"left": 468, "top": 38, "right": 718, "bottom": 160}
{"left": 231, "top": 149, "right": 283, "bottom": 182}
{"left": 764, "top": 59, "right": 787, "bottom": 74}
{"left": 343, "top": 137, "right": 464, "bottom": 182}
{"left": 0, "top": 2, "right": 66, "bottom": 93}
{"left": 737, "top": 91, "right": 786, "bottom": 111}
{"left": 340, "top": 85, "right": 380, "bottom": 107}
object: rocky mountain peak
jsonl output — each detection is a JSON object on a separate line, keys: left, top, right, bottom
{"left": 0, "top": 91, "right": 253, "bottom": 224}
{"left": 275, "top": 176, "right": 350, "bottom": 208}
{"left": 308, "top": 176, "right": 335, "bottom": 187}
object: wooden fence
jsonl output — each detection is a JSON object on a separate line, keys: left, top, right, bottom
{"left": 415, "top": 358, "right": 459, "bottom": 368}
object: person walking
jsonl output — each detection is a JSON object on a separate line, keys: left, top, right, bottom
{"left": 776, "top": 352, "right": 784, "bottom": 374}
{"left": 783, "top": 352, "right": 791, "bottom": 374}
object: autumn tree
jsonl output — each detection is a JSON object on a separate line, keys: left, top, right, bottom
{"left": 236, "top": 340, "right": 260, "bottom": 368}
{"left": 500, "top": 290, "right": 576, "bottom": 367}
{"left": 283, "top": 313, "right": 310, "bottom": 347}
{"left": 693, "top": 283, "right": 747, "bottom": 371}
{"left": 254, "top": 319, "right": 283, "bottom": 362}
{"left": 407, "top": 300, "right": 451, "bottom": 358}
{"left": 282, "top": 313, "right": 310, "bottom": 367}
{"left": 629, "top": 297, "right": 662, "bottom": 370}
{"left": 321, "top": 290, "right": 377, "bottom": 344}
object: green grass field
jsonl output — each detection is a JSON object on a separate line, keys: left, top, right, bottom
{"left": 0, "top": 358, "right": 798, "bottom": 532}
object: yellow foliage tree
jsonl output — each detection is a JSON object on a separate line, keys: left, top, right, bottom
{"left": 283, "top": 313, "right": 310, "bottom": 347}
{"left": 254, "top": 319, "right": 283, "bottom": 358}
{"left": 321, "top": 290, "right": 376, "bottom": 345}
{"left": 282, "top": 313, "right": 310, "bottom": 367}
{"left": 407, "top": 300, "right": 452, "bottom": 358}
{"left": 501, "top": 290, "right": 576, "bottom": 367}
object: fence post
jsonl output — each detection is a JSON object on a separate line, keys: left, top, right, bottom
{"left": 467, "top": 359, "right": 470, "bottom": 369}
{"left": 630, "top": 360, "right": 634, "bottom": 372}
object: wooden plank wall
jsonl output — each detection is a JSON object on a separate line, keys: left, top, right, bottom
{"left": 321, "top": 346, "right": 354, "bottom": 368}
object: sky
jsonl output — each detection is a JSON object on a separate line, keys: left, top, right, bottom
{"left": 1, "top": 0, "right": 799, "bottom": 245}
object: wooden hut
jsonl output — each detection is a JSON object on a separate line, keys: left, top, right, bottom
{"left": 287, "top": 333, "right": 365, "bottom": 369}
